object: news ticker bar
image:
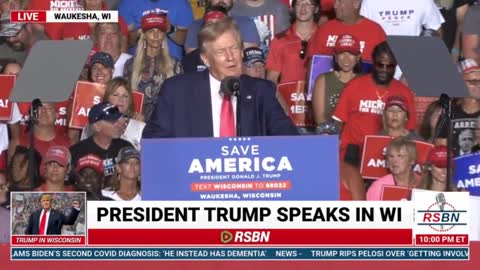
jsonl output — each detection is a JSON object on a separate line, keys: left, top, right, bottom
{"left": 86, "top": 229, "right": 413, "bottom": 245}
{"left": 10, "top": 11, "right": 118, "bottom": 23}
{"left": 11, "top": 247, "right": 469, "bottom": 260}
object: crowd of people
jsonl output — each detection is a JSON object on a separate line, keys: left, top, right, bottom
{"left": 0, "top": 0, "right": 478, "bottom": 219}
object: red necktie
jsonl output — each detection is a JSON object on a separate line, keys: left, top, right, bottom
{"left": 220, "top": 95, "right": 236, "bottom": 137}
{"left": 39, "top": 210, "right": 47, "bottom": 235}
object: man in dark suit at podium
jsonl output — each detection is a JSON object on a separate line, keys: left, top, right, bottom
{"left": 142, "top": 17, "right": 298, "bottom": 138}
{"left": 25, "top": 194, "right": 81, "bottom": 235}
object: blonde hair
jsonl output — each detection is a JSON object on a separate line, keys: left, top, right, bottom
{"left": 130, "top": 32, "right": 175, "bottom": 91}
{"left": 103, "top": 77, "right": 135, "bottom": 117}
{"left": 419, "top": 162, "right": 457, "bottom": 191}
{"left": 386, "top": 136, "right": 417, "bottom": 162}
{"left": 198, "top": 17, "right": 242, "bottom": 53}
{"left": 39, "top": 193, "right": 52, "bottom": 202}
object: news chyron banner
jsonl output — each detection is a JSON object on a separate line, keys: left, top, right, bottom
{"left": 10, "top": 10, "right": 118, "bottom": 23}
{"left": 141, "top": 136, "right": 340, "bottom": 201}
{"left": 10, "top": 193, "right": 471, "bottom": 260}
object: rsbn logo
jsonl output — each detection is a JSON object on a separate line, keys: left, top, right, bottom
{"left": 417, "top": 193, "right": 467, "bottom": 232}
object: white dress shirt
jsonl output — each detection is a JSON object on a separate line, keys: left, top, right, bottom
{"left": 209, "top": 74, "right": 237, "bottom": 137}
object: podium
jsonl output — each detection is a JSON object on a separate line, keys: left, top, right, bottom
{"left": 141, "top": 136, "right": 340, "bottom": 200}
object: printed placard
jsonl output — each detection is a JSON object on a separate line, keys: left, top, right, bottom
{"left": 277, "top": 81, "right": 315, "bottom": 127}
{"left": 69, "top": 81, "right": 105, "bottom": 129}
{"left": 0, "top": 75, "right": 15, "bottom": 121}
{"left": 360, "top": 135, "right": 434, "bottom": 179}
{"left": 381, "top": 185, "right": 412, "bottom": 201}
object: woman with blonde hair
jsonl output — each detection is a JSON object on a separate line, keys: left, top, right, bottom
{"left": 81, "top": 77, "right": 146, "bottom": 150}
{"left": 367, "top": 136, "right": 421, "bottom": 200}
{"left": 123, "top": 12, "right": 183, "bottom": 122}
{"left": 102, "top": 147, "right": 141, "bottom": 201}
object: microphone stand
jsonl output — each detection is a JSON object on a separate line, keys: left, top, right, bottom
{"left": 431, "top": 93, "right": 453, "bottom": 183}
{"left": 27, "top": 101, "right": 39, "bottom": 190}
{"left": 235, "top": 90, "right": 241, "bottom": 137}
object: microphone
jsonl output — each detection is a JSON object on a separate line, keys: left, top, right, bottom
{"left": 29, "top": 98, "right": 42, "bottom": 124}
{"left": 220, "top": 76, "right": 240, "bottom": 97}
{"left": 436, "top": 193, "right": 446, "bottom": 211}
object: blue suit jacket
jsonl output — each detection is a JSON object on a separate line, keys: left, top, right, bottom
{"left": 25, "top": 207, "right": 80, "bottom": 235}
{"left": 142, "top": 71, "right": 299, "bottom": 138}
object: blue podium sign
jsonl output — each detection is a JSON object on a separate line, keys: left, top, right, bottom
{"left": 454, "top": 154, "right": 480, "bottom": 196}
{"left": 141, "top": 136, "right": 339, "bottom": 200}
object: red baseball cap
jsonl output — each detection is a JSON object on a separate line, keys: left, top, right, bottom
{"left": 427, "top": 145, "right": 450, "bottom": 168}
{"left": 44, "top": 146, "right": 71, "bottom": 167}
{"left": 204, "top": 10, "right": 227, "bottom": 22}
{"left": 77, "top": 154, "right": 104, "bottom": 174}
{"left": 141, "top": 13, "right": 169, "bottom": 32}
{"left": 334, "top": 34, "right": 361, "bottom": 55}
{"left": 385, "top": 95, "right": 408, "bottom": 112}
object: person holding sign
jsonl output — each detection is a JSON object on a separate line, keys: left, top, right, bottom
{"left": 419, "top": 145, "right": 457, "bottom": 192}
{"left": 312, "top": 33, "right": 362, "bottom": 124}
{"left": 102, "top": 77, "right": 146, "bottom": 150}
{"left": 333, "top": 42, "right": 416, "bottom": 200}
{"left": 367, "top": 137, "right": 420, "bottom": 200}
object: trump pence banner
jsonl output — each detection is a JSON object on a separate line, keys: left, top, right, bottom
{"left": 142, "top": 136, "right": 340, "bottom": 200}
{"left": 381, "top": 186, "right": 413, "bottom": 201}
{"left": 453, "top": 153, "right": 480, "bottom": 196}
{"left": 360, "top": 135, "right": 434, "bottom": 179}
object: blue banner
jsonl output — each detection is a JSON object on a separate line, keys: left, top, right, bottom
{"left": 453, "top": 153, "right": 480, "bottom": 196}
{"left": 11, "top": 247, "right": 469, "bottom": 260}
{"left": 141, "top": 136, "right": 339, "bottom": 200}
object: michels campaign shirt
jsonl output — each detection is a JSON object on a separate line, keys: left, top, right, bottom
{"left": 333, "top": 75, "right": 416, "bottom": 150}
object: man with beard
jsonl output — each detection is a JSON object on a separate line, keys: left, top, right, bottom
{"left": 332, "top": 42, "right": 416, "bottom": 200}
{"left": 184, "top": 0, "right": 260, "bottom": 54}
{"left": 3, "top": 22, "right": 48, "bottom": 58}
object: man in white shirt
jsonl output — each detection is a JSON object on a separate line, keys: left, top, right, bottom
{"left": 360, "top": 0, "right": 445, "bottom": 36}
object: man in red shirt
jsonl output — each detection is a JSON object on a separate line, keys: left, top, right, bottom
{"left": 266, "top": 0, "right": 320, "bottom": 84}
{"left": 308, "top": 0, "right": 385, "bottom": 62}
{"left": 19, "top": 102, "right": 71, "bottom": 162}
{"left": 333, "top": 42, "right": 416, "bottom": 200}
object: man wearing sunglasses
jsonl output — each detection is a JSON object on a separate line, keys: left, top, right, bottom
{"left": 332, "top": 42, "right": 416, "bottom": 200}
{"left": 266, "top": 0, "right": 321, "bottom": 84}
{"left": 70, "top": 102, "right": 133, "bottom": 177}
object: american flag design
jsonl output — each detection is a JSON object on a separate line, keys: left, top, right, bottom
{"left": 252, "top": 14, "right": 276, "bottom": 58}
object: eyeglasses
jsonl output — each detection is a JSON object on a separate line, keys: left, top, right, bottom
{"left": 299, "top": 40, "right": 308, "bottom": 59}
{"left": 374, "top": 62, "right": 396, "bottom": 70}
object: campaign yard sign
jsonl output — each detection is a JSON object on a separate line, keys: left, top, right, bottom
{"left": 360, "top": 135, "right": 434, "bottom": 179}
{"left": 69, "top": 81, "right": 105, "bottom": 129}
{"left": 453, "top": 153, "right": 480, "bottom": 196}
{"left": 142, "top": 136, "right": 340, "bottom": 201}
{"left": 0, "top": 75, "right": 15, "bottom": 121}
{"left": 277, "top": 81, "right": 315, "bottom": 127}
{"left": 381, "top": 186, "right": 412, "bottom": 201}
